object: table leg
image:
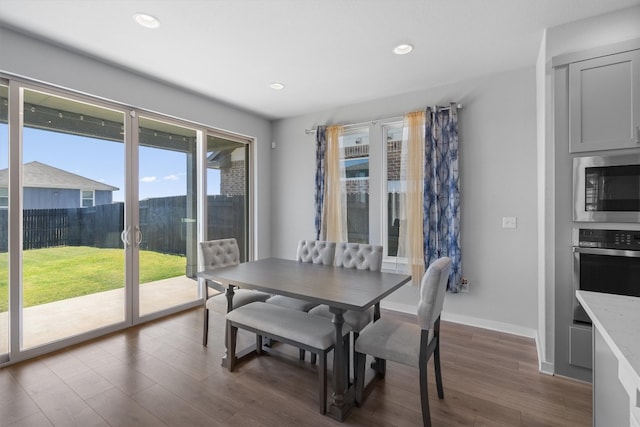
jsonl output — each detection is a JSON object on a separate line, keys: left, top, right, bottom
{"left": 327, "top": 307, "right": 354, "bottom": 421}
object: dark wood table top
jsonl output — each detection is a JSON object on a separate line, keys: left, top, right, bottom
{"left": 197, "top": 257, "right": 412, "bottom": 312}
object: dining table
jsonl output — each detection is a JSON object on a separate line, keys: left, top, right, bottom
{"left": 197, "top": 257, "right": 411, "bottom": 422}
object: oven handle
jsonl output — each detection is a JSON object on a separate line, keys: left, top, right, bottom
{"left": 573, "top": 246, "right": 640, "bottom": 258}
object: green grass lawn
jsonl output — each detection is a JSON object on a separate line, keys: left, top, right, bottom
{"left": 0, "top": 246, "right": 186, "bottom": 312}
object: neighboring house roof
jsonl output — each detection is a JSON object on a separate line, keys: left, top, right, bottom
{"left": 0, "top": 161, "right": 119, "bottom": 191}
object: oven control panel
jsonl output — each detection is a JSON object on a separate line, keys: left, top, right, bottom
{"left": 578, "top": 229, "right": 640, "bottom": 250}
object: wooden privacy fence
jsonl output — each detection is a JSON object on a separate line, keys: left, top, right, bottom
{"left": 0, "top": 204, "right": 126, "bottom": 252}
{"left": 0, "top": 195, "right": 246, "bottom": 255}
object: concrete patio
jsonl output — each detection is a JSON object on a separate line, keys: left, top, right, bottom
{"left": 0, "top": 276, "right": 198, "bottom": 354}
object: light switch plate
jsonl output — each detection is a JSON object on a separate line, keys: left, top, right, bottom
{"left": 502, "top": 216, "right": 517, "bottom": 229}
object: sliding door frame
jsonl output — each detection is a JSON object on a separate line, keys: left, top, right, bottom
{"left": 0, "top": 73, "right": 254, "bottom": 367}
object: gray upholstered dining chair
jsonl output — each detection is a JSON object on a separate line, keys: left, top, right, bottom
{"left": 308, "top": 242, "right": 383, "bottom": 366}
{"left": 265, "top": 239, "right": 336, "bottom": 360}
{"left": 200, "top": 238, "right": 271, "bottom": 346}
{"left": 354, "top": 256, "right": 452, "bottom": 427}
{"left": 266, "top": 240, "right": 336, "bottom": 312}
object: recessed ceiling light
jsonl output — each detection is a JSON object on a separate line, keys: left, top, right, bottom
{"left": 269, "top": 82, "right": 285, "bottom": 90}
{"left": 393, "top": 43, "right": 414, "bottom": 55}
{"left": 133, "top": 13, "right": 160, "bottom": 29}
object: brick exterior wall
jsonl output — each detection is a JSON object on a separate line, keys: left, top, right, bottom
{"left": 219, "top": 139, "right": 403, "bottom": 196}
{"left": 387, "top": 140, "right": 402, "bottom": 182}
{"left": 343, "top": 140, "right": 402, "bottom": 194}
{"left": 220, "top": 160, "right": 245, "bottom": 196}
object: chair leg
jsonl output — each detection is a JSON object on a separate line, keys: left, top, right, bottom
{"left": 354, "top": 351, "right": 367, "bottom": 406}
{"left": 419, "top": 358, "right": 432, "bottom": 427}
{"left": 344, "top": 335, "right": 350, "bottom": 387}
{"left": 434, "top": 339, "right": 444, "bottom": 399}
{"left": 351, "top": 332, "right": 358, "bottom": 384}
{"left": 202, "top": 308, "right": 209, "bottom": 347}
{"left": 318, "top": 352, "right": 327, "bottom": 414}
{"left": 227, "top": 321, "right": 238, "bottom": 372}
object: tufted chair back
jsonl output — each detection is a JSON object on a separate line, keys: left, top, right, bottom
{"left": 334, "top": 242, "right": 383, "bottom": 271}
{"left": 296, "top": 240, "right": 336, "bottom": 265}
{"left": 200, "top": 238, "right": 240, "bottom": 271}
{"left": 417, "top": 257, "right": 452, "bottom": 331}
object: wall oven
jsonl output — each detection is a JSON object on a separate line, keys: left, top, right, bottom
{"left": 573, "top": 154, "right": 640, "bottom": 222}
{"left": 572, "top": 228, "right": 640, "bottom": 324}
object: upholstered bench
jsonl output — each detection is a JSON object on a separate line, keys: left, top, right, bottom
{"left": 225, "top": 301, "right": 351, "bottom": 414}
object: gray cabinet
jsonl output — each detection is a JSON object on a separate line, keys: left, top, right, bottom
{"left": 569, "top": 49, "right": 640, "bottom": 153}
{"left": 593, "top": 326, "right": 630, "bottom": 426}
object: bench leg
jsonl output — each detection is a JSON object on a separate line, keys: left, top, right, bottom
{"left": 310, "top": 353, "right": 317, "bottom": 365}
{"left": 227, "top": 321, "right": 238, "bottom": 372}
{"left": 299, "top": 349, "right": 306, "bottom": 361}
{"left": 318, "top": 352, "right": 327, "bottom": 414}
{"left": 256, "top": 334, "right": 263, "bottom": 355}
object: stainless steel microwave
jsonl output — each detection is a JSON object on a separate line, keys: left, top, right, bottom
{"left": 573, "top": 154, "right": 640, "bottom": 222}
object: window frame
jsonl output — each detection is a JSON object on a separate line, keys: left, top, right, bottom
{"left": 81, "top": 189, "right": 95, "bottom": 207}
{"left": 381, "top": 121, "right": 408, "bottom": 265}
{"left": 342, "top": 126, "right": 370, "bottom": 244}
{"left": 0, "top": 188, "right": 7, "bottom": 208}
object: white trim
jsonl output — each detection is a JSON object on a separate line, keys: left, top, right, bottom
{"left": 380, "top": 300, "right": 552, "bottom": 373}
{"left": 381, "top": 300, "right": 537, "bottom": 338}
{"left": 81, "top": 189, "right": 95, "bottom": 207}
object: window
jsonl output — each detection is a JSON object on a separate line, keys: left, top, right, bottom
{"left": 384, "top": 123, "right": 403, "bottom": 258}
{"left": 81, "top": 190, "right": 94, "bottom": 207}
{"left": 343, "top": 128, "right": 369, "bottom": 243}
{"left": 0, "top": 188, "right": 7, "bottom": 208}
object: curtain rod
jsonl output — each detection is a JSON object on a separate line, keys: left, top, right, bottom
{"left": 304, "top": 103, "right": 462, "bottom": 135}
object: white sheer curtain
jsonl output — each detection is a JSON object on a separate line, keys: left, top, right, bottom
{"left": 397, "top": 111, "right": 426, "bottom": 284}
{"left": 322, "top": 125, "right": 347, "bottom": 242}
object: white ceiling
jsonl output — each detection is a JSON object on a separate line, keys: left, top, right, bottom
{"left": 1, "top": 0, "right": 639, "bottom": 120}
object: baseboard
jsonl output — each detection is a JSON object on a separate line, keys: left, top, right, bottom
{"left": 538, "top": 360, "right": 555, "bottom": 375}
{"left": 380, "top": 301, "right": 538, "bottom": 338}
{"left": 379, "top": 300, "right": 418, "bottom": 315}
{"left": 534, "top": 332, "right": 555, "bottom": 375}
{"left": 380, "top": 300, "right": 555, "bottom": 373}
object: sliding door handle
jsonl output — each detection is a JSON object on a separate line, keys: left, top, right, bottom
{"left": 120, "top": 227, "right": 131, "bottom": 247}
{"left": 134, "top": 226, "right": 143, "bottom": 247}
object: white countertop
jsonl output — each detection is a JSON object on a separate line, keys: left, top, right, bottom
{"left": 576, "top": 290, "right": 640, "bottom": 387}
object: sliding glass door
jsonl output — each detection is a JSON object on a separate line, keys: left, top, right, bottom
{"left": 0, "top": 76, "right": 251, "bottom": 364}
{"left": 137, "top": 116, "right": 199, "bottom": 316}
{"left": 206, "top": 133, "right": 250, "bottom": 261}
{"left": 21, "top": 88, "right": 127, "bottom": 349}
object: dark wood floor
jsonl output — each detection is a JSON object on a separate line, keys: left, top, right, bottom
{"left": 0, "top": 308, "right": 591, "bottom": 426}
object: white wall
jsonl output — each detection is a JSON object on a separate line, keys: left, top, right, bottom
{"left": 272, "top": 66, "right": 539, "bottom": 336}
{"left": 0, "top": 27, "right": 273, "bottom": 258}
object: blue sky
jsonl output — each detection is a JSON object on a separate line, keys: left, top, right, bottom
{"left": 1, "top": 126, "right": 221, "bottom": 201}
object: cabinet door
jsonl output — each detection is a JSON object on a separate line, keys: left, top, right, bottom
{"left": 569, "top": 50, "right": 640, "bottom": 153}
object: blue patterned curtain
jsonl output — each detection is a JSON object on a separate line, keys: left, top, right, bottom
{"left": 314, "top": 126, "right": 327, "bottom": 240}
{"left": 424, "top": 104, "right": 461, "bottom": 292}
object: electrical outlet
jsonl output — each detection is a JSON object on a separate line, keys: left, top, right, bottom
{"left": 502, "top": 216, "right": 517, "bottom": 229}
